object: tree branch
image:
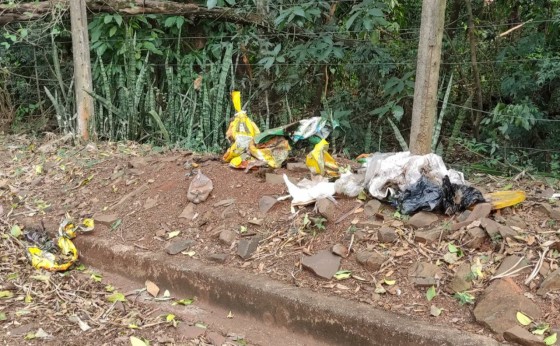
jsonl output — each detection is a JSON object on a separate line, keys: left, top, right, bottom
{"left": 0, "top": 0, "right": 266, "bottom": 26}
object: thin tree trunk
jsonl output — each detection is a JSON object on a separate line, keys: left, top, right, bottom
{"left": 465, "top": 0, "right": 484, "bottom": 138}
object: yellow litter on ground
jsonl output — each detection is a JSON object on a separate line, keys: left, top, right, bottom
{"left": 306, "top": 139, "right": 339, "bottom": 177}
{"left": 485, "top": 190, "right": 526, "bottom": 210}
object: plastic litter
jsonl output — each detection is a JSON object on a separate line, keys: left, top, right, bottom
{"left": 27, "top": 215, "right": 94, "bottom": 271}
{"left": 334, "top": 172, "right": 365, "bottom": 197}
{"left": 364, "top": 151, "right": 465, "bottom": 199}
{"left": 283, "top": 174, "right": 335, "bottom": 206}
{"left": 485, "top": 190, "right": 526, "bottom": 210}
{"left": 399, "top": 175, "right": 485, "bottom": 215}
{"left": 187, "top": 170, "right": 213, "bottom": 204}
{"left": 306, "top": 139, "right": 339, "bottom": 177}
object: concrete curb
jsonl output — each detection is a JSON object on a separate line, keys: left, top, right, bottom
{"left": 75, "top": 236, "right": 499, "bottom": 346}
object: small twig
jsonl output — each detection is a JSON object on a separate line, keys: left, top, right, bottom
{"left": 490, "top": 256, "right": 529, "bottom": 281}
{"left": 347, "top": 233, "right": 355, "bottom": 254}
{"left": 525, "top": 248, "right": 548, "bottom": 285}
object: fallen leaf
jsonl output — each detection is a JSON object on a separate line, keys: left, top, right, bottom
{"left": 227, "top": 311, "right": 234, "bottom": 319}
{"left": 10, "top": 225, "right": 21, "bottom": 238}
{"left": 130, "top": 336, "right": 148, "bottom": 346}
{"left": 34, "top": 328, "right": 50, "bottom": 339}
{"left": 90, "top": 273, "right": 102, "bottom": 282}
{"left": 105, "top": 285, "right": 115, "bottom": 292}
{"left": 430, "top": 305, "right": 443, "bottom": 317}
{"left": 335, "top": 283, "right": 350, "bottom": 290}
{"left": 168, "top": 231, "right": 180, "bottom": 239}
{"left": 194, "top": 322, "right": 207, "bottom": 329}
{"left": 0, "top": 291, "right": 14, "bottom": 299}
{"left": 24, "top": 293, "right": 32, "bottom": 303}
{"left": 173, "top": 298, "right": 193, "bottom": 306}
{"left": 333, "top": 270, "right": 352, "bottom": 280}
{"left": 30, "top": 275, "right": 50, "bottom": 284}
{"left": 545, "top": 333, "right": 557, "bottom": 346}
{"left": 0, "top": 312, "right": 6, "bottom": 321}
{"left": 182, "top": 250, "right": 196, "bottom": 257}
{"left": 374, "top": 284, "right": 386, "bottom": 294}
{"left": 163, "top": 290, "right": 170, "bottom": 298}
{"left": 166, "top": 314, "right": 176, "bottom": 322}
{"left": 532, "top": 324, "right": 549, "bottom": 335}
{"left": 426, "top": 286, "right": 437, "bottom": 302}
{"left": 384, "top": 279, "right": 396, "bottom": 286}
{"left": 443, "top": 252, "right": 458, "bottom": 264}
{"left": 107, "top": 292, "right": 126, "bottom": 303}
{"left": 145, "top": 280, "right": 160, "bottom": 297}
{"left": 516, "top": 311, "right": 532, "bottom": 326}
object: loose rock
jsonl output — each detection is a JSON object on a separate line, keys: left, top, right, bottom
{"left": 316, "top": 198, "right": 336, "bottom": 221}
{"left": 448, "top": 262, "right": 472, "bottom": 293}
{"left": 143, "top": 196, "right": 157, "bottom": 210}
{"left": 213, "top": 199, "right": 236, "bottom": 207}
{"left": 265, "top": 173, "right": 284, "bottom": 185}
{"left": 473, "top": 278, "right": 541, "bottom": 335}
{"left": 258, "top": 196, "right": 277, "bottom": 213}
{"left": 286, "top": 162, "right": 308, "bottom": 172}
{"left": 331, "top": 243, "right": 348, "bottom": 258}
{"left": 505, "top": 215, "right": 526, "bottom": 229}
{"left": 219, "top": 229, "right": 237, "bottom": 246}
{"left": 179, "top": 203, "right": 196, "bottom": 220}
{"left": 356, "top": 251, "right": 386, "bottom": 271}
{"left": 302, "top": 250, "right": 341, "bottom": 279}
{"left": 414, "top": 228, "right": 444, "bottom": 244}
{"left": 187, "top": 171, "right": 213, "bottom": 204}
{"left": 535, "top": 203, "right": 560, "bottom": 220}
{"left": 128, "top": 157, "right": 148, "bottom": 168}
{"left": 465, "top": 203, "right": 492, "bottom": 223}
{"left": 537, "top": 268, "right": 560, "bottom": 296}
{"left": 408, "top": 212, "right": 439, "bottom": 228}
{"left": 208, "top": 253, "right": 228, "bottom": 263}
{"left": 378, "top": 226, "right": 398, "bottom": 243}
{"left": 464, "top": 227, "right": 487, "bottom": 249}
{"left": 503, "top": 326, "right": 543, "bottom": 346}
{"left": 165, "top": 239, "right": 194, "bottom": 255}
{"left": 364, "top": 200, "right": 382, "bottom": 218}
{"left": 408, "top": 262, "right": 442, "bottom": 287}
{"left": 237, "top": 237, "right": 260, "bottom": 260}
{"left": 93, "top": 213, "right": 119, "bottom": 226}
{"left": 495, "top": 255, "right": 530, "bottom": 277}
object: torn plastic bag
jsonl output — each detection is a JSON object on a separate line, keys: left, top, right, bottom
{"left": 254, "top": 116, "right": 330, "bottom": 145}
{"left": 28, "top": 237, "right": 78, "bottom": 271}
{"left": 399, "top": 175, "right": 485, "bottom": 215}
{"left": 364, "top": 152, "right": 465, "bottom": 199}
{"left": 249, "top": 136, "right": 291, "bottom": 169}
{"left": 187, "top": 170, "right": 213, "bottom": 203}
{"left": 335, "top": 172, "right": 365, "bottom": 197}
{"left": 306, "top": 139, "right": 339, "bottom": 177}
{"left": 283, "top": 174, "right": 335, "bottom": 206}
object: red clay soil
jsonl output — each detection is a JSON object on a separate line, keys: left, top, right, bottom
{"left": 3, "top": 137, "right": 560, "bottom": 343}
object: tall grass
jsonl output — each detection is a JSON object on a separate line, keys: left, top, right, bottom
{"left": 90, "top": 39, "right": 236, "bottom": 151}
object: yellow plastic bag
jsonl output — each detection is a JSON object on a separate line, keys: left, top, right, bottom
{"left": 28, "top": 237, "right": 78, "bottom": 272}
{"left": 485, "top": 190, "right": 526, "bottom": 210}
{"left": 223, "top": 91, "right": 261, "bottom": 167}
{"left": 249, "top": 136, "right": 291, "bottom": 169}
{"left": 306, "top": 139, "right": 339, "bottom": 177}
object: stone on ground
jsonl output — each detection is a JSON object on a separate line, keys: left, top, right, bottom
{"left": 165, "top": 239, "right": 194, "bottom": 255}
{"left": 408, "top": 262, "right": 442, "bottom": 287}
{"left": 473, "top": 278, "right": 541, "bottom": 335}
{"left": 464, "top": 227, "right": 487, "bottom": 249}
{"left": 219, "top": 229, "right": 237, "bottom": 246}
{"left": 537, "top": 268, "right": 560, "bottom": 296}
{"left": 316, "top": 198, "right": 336, "bottom": 221}
{"left": 258, "top": 196, "right": 277, "bottom": 213}
{"left": 414, "top": 228, "right": 444, "bottom": 244}
{"left": 364, "top": 200, "right": 382, "bottom": 218}
{"left": 265, "top": 173, "right": 284, "bottom": 185}
{"left": 465, "top": 203, "right": 492, "bottom": 222}
{"left": 495, "top": 255, "right": 530, "bottom": 277}
{"left": 407, "top": 212, "right": 439, "bottom": 228}
{"left": 237, "top": 237, "right": 260, "bottom": 260}
{"left": 331, "top": 243, "right": 348, "bottom": 258}
{"left": 377, "top": 226, "right": 398, "bottom": 243}
{"left": 93, "top": 213, "right": 119, "bottom": 226}
{"left": 302, "top": 250, "right": 341, "bottom": 279}
{"left": 207, "top": 253, "right": 228, "bottom": 263}
{"left": 535, "top": 203, "right": 560, "bottom": 220}
{"left": 448, "top": 262, "right": 473, "bottom": 293}
{"left": 503, "top": 326, "right": 543, "bottom": 346}
{"left": 356, "top": 251, "right": 386, "bottom": 271}
{"left": 286, "top": 162, "right": 308, "bottom": 172}
{"left": 178, "top": 202, "right": 196, "bottom": 220}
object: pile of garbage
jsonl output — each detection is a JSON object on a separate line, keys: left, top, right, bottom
{"left": 221, "top": 91, "right": 526, "bottom": 215}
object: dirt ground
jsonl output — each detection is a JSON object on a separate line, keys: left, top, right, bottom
{"left": 2, "top": 133, "right": 560, "bottom": 344}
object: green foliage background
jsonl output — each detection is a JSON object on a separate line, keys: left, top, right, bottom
{"left": 1, "top": 0, "right": 560, "bottom": 175}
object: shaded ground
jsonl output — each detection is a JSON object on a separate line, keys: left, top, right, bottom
{"left": 1, "top": 134, "right": 560, "bottom": 344}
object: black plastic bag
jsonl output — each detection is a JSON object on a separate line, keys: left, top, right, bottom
{"left": 399, "top": 175, "right": 485, "bottom": 215}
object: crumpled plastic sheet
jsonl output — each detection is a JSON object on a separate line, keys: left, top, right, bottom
{"left": 399, "top": 175, "right": 485, "bottom": 215}
{"left": 364, "top": 151, "right": 466, "bottom": 200}
{"left": 283, "top": 174, "right": 335, "bottom": 205}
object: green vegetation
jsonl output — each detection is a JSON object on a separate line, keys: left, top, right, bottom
{"left": 1, "top": 1, "right": 560, "bottom": 175}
